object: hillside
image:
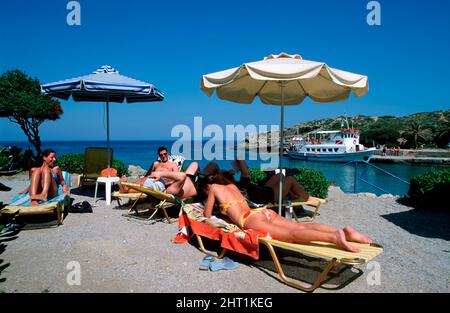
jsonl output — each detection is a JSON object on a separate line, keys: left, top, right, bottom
{"left": 241, "top": 110, "right": 450, "bottom": 149}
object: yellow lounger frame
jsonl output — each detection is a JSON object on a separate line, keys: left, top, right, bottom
{"left": 266, "top": 198, "right": 327, "bottom": 222}
{"left": 114, "top": 182, "right": 179, "bottom": 223}
{"left": 1, "top": 201, "right": 65, "bottom": 225}
{"left": 194, "top": 232, "right": 382, "bottom": 292}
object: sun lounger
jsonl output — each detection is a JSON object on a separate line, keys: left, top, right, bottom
{"left": 265, "top": 198, "right": 327, "bottom": 222}
{"left": 176, "top": 203, "right": 383, "bottom": 292}
{"left": 0, "top": 171, "right": 71, "bottom": 226}
{"left": 118, "top": 182, "right": 182, "bottom": 223}
{"left": 111, "top": 154, "right": 185, "bottom": 216}
{"left": 78, "top": 147, "right": 113, "bottom": 188}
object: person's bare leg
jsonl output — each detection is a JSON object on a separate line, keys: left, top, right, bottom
{"left": 233, "top": 157, "right": 249, "bottom": 178}
{"left": 157, "top": 171, "right": 187, "bottom": 198}
{"left": 285, "top": 177, "right": 322, "bottom": 204}
{"left": 118, "top": 176, "right": 147, "bottom": 193}
{"left": 40, "top": 167, "right": 58, "bottom": 200}
{"left": 265, "top": 174, "right": 290, "bottom": 202}
{"left": 118, "top": 176, "right": 129, "bottom": 193}
{"left": 202, "top": 162, "right": 220, "bottom": 176}
{"left": 29, "top": 168, "right": 42, "bottom": 206}
{"left": 271, "top": 214, "right": 369, "bottom": 247}
{"left": 30, "top": 167, "right": 57, "bottom": 205}
{"left": 181, "top": 162, "right": 199, "bottom": 199}
{"left": 245, "top": 217, "right": 360, "bottom": 252}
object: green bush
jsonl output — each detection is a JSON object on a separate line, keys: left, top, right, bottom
{"left": 247, "top": 167, "right": 329, "bottom": 199}
{"left": 0, "top": 148, "right": 12, "bottom": 167}
{"left": 248, "top": 168, "right": 268, "bottom": 186}
{"left": 56, "top": 154, "right": 84, "bottom": 174}
{"left": 408, "top": 168, "right": 450, "bottom": 210}
{"left": 293, "top": 167, "right": 329, "bottom": 199}
{"left": 112, "top": 159, "right": 129, "bottom": 177}
{"left": 56, "top": 153, "right": 129, "bottom": 177}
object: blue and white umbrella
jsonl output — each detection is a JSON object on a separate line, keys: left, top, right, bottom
{"left": 42, "top": 65, "right": 164, "bottom": 175}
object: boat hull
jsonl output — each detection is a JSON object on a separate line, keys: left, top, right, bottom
{"left": 287, "top": 149, "right": 375, "bottom": 162}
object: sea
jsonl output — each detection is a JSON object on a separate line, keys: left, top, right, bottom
{"left": 1, "top": 140, "right": 447, "bottom": 197}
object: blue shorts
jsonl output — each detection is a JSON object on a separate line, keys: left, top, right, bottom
{"left": 143, "top": 178, "right": 166, "bottom": 192}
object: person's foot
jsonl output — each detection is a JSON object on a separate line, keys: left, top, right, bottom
{"left": 343, "top": 226, "right": 372, "bottom": 244}
{"left": 0, "top": 183, "right": 12, "bottom": 192}
{"left": 307, "top": 196, "right": 322, "bottom": 205}
{"left": 118, "top": 176, "right": 128, "bottom": 193}
{"left": 335, "top": 229, "right": 360, "bottom": 253}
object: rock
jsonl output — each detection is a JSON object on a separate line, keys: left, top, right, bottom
{"left": 358, "top": 192, "right": 377, "bottom": 198}
{"left": 329, "top": 186, "right": 344, "bottom": 194}
{"left": 379, "top": 194, "right": 395, "bottom": 199}
{"left": 128, "top": 165, "right": 146, "bottom": 178}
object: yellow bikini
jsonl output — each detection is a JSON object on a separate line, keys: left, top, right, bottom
{"left": 219, "top": 200, "right": 275, "bottom": 228}
{"left": 239, "top": 208, "right": 275, "bottom": 228}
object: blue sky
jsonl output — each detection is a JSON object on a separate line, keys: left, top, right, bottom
{"left": 1, "top": 0, "right": 449, "bottom": 141}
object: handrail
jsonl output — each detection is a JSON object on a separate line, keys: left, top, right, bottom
{"left": 345, "top": 160, "right": 410, "bottom": 194}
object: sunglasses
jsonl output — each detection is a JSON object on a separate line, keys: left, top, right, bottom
{"left": 159, "top": 152, "right": 168, "bottom": 157}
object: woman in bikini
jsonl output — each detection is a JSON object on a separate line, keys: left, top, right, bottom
{"left": 25, "top": 149, "right": 68, "bottom": 206}
{"left": 201, "top": 172, "right": 372, "bottom": 253}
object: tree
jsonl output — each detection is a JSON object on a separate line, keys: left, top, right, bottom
{"left": 0, "top": 70, "right": 63, "bottom": 158}
{"left": 360, "top": 120, "right": 403, "bottom": 147}
{"left": 433, "top": 112, "right": 450, "bottom": 148}
{"left": 401, "top": 121, "right": 433, "bottom": 149}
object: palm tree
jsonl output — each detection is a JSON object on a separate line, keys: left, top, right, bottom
{"left": 433, "top": 112, "right": 450, "bottom": 148}
{"left": 402, "top": 121, "right": 432, "bottom": 149}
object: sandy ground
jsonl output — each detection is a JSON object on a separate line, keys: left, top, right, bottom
{"left": 0, "top": 172, "right": 449, "bottom": 293}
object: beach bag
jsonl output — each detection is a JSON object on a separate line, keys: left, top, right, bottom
{"left": 69, "top": 201, "right": 93, "bottom": 213}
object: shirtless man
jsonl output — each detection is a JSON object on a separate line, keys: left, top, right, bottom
{"left": 118, "top": 147, "right": 198, "bottom": 199}
{"left": 145, "top": 147, "right": 179, "bottom": 177}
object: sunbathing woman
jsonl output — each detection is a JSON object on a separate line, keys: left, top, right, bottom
{"left": 202, "top": 172, "right": 372, "bottom": 253}
{"left": 202, "top": 158, "right": 322, "bottom": 206}
{"left": 26, "top": 149, "right": 68, "bottom": 206}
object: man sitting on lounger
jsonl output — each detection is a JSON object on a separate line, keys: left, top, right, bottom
{"left": 118, "top": 147, "right": 198, "bottom": 200}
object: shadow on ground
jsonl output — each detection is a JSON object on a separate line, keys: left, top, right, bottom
{"left": 0, "top": 232, "right": 19, "bottom": 284}
{"left": 382, "top": 207, "right": 450, "bottom": 241}
{"left": 185, "top": 236, "right": 362, "bottom": 292}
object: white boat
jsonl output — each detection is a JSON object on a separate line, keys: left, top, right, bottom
{"left": 287, "top": 129, "right": 375, "bottom": 162}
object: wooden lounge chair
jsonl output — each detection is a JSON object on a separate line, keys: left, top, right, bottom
{"left": 177, "top": 203, "right": 383, "bottom": 292}
{"left": 0, "top": 172, "right": 71, "bottom": 226}
{"left": 78, "top": 147, "right": 113, "bottom": 188}
{"left": 118, "top": 182, "right": 182, "bottom": 224}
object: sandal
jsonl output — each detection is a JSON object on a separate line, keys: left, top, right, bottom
{"left": 199, "top": 255, "right": 215, "bottom": 271}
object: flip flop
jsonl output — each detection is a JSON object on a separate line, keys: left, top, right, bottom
{"left": 199, "top": 255, "right": 215, "bottom": 271}
{"left": 209, "top": 256, "right": 240, "bottom": 272}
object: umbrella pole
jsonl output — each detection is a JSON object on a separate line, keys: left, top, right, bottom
{"left": 278, "top": 82, "right": 285, "bottom": 215}
{"left": 106, "top": 98, "right": 111, "bottom": 177}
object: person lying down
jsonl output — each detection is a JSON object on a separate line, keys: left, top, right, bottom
{"left": 201, "top": 172, "right": 373, "bottom": 253}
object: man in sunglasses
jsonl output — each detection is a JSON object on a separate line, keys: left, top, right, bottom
{"left": 118, "top": 147, "right": 198, "bottom": 199}
{"left": 144, "top": 147, "right": 179, "bottom": 177}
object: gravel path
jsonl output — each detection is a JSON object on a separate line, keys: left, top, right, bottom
{"left": 1, "top": 173, "right": 449, "bottom": 293}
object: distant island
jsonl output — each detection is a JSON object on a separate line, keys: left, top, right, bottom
{"left": 236, "top": 110, "right": 450, "bottom": 151}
